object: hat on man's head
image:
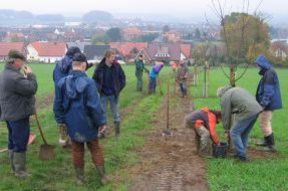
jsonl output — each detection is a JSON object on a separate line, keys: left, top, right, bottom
{"left": 73, "top": 52, "right": 87, "bottom": 63}
{"left": 8, "top": 50, "right": 26, "bottom": 61}
{"left": 66, "top": 46, "right": 81, "bottom": 57}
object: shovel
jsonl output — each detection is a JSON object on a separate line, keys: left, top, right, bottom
{"left": 34, "top": 111, "right": 55, "bottom": 161}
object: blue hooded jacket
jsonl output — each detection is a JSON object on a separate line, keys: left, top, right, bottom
{"left": 54, "top": 70, "right": 106, "bottom": 142}
{"left": 255, "top": 55, "right": 282, "bottom": 111}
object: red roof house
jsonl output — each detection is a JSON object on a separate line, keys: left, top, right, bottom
{"left": 0, "top": 42, "right": 26, "bottom": 61}
{"left": 27, "top": 41, "right": 67, "bottom": 63}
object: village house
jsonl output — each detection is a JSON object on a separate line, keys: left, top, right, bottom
{"left": 0, "top": 42, "right": 26, "bottom": 61}
{"left": 84, "top": 44, "right": 111, "bottom": 63}
{"left": 163, "top": 31, "right": 181, "bottom": 43}
{"left": 67, "top": 41, "right": 91, "bottom": 53}
{"left": 109, "top": 42, "right": 148, "bottom": 62}
{"left": 122, "top": 27, "right": 142, "bottom": 41}
{"left": 140, "top": 43, "right": 191, "bottom": 64}
{"left": 27, "top": 41, "right": 67, "bottom": 63}
{"left": 270, "top": 40, "right": 288, "bottom": 61}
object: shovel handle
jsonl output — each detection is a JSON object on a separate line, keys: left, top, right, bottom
{"left": 34, "top": 111, "right": 48, "bottom": 145}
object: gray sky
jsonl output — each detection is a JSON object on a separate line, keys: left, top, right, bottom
{"left": 1, "top": 0, "right": 287, "bottom": 17}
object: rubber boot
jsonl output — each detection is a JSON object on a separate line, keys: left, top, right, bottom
{"left": 97, "top": 166, "right": 109, "bottom": 185}
{"left": 75, "top": 167, "right": 85, "bottom": 186}
{"left": 13, "top": 152, "right": 31, "bottom": 178}
{"left": 266, "top": 133, "right": 277, "bottom": 152}
{"left": 8, "top": 150, "right": 15, "bottom": 172}
{"left": 115, "top": 122, "right": 120, "bottom": 138}
{"left": 256, "top": 136, "right": 269, "bottom": 147}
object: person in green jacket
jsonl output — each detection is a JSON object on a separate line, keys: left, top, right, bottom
{"left": 135, "top": 54, "right": 149, "bottom": 91}
{"left": 217, "top": 86, "right": 263, "bottom": 162}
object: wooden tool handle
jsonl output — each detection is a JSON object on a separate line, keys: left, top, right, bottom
{"left": 34, "top": 111, "right": 48, "bottom": 145}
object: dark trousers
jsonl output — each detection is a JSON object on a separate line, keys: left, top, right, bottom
{"left": 149, "top": 77, "right": 157, "bottom": 93}
{"left": 6, "top": 118, "right": 30, "bottom": 153}
{"left": 179, "top": 82, "right": 187, "bottom": 96}
{"left": 71, "top": 139, "right": 104, "bottom": 168}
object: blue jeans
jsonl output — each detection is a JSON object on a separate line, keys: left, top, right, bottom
{"left": 101, "top": 95, "right": 121, "bottom": 123}
{"left": 230, "top": 114, "right": 259, "bottom": 158}
{"left": 6, "top": 118, "right": 30, "bottom": 153}
{"left": 149, "top": 77, "right": 157, "bottom": 93}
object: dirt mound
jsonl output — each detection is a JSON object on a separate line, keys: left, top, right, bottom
{"left": 128, "top": 96, "right": 209, "bottom": 191}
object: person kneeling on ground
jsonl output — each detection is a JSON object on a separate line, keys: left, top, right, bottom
{"left": 185, "top": 107, "right": 222, "bottom": 158}
{"left": 54, "top": 53, "right": 108, "bottom": 185}
{"left": 0, "top": 50, "right": 38, "bottom": 178}
{"left": 217, "top": 86, "right": 263, "bottom": 162}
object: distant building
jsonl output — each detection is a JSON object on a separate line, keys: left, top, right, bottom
{"left": 109, "top": 42, "right": 148, "bottom": 62}
{"left": 27, "top": 41, "right": 67, "bottom": 63}
{"left": 0, "top": 42, "right": 26, "bottom": 61}
{"left": 84, "top": 45, "right": 110, "bottom": 62}
{"left": 4, "top": 32, "right": 25, "bottom": 42}
{"left": 140, "top": 43, "right": 190, "bottom": 63}
{"left": 122, "top": 27, "right": 142, "bottom": 41}
{"left": 67, "top": 41, "right": 91, "bottom": 53}
{"left": 270, "top": 40, "right": 288, "bottom": 61}
{"left": 163, "top": 31, "right": 181, "bottom": 43}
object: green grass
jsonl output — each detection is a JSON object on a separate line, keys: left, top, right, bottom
{"left": 0, "top": 63, "right": 171, "bottom": 190}
{"left": 191, "top": 67, "right": 288, "bottom": 191}
{"left": 1, "top": 63, "right": 288, "bottom": 190}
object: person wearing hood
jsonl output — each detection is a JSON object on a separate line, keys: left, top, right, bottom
{"left": 148, "top": 62, "right": 164, "bottom": 94}
{"left": 255, "top": 55, "right": 282, "bottom": 152}
{"left": 0, "top": 50, "right": 38, "bottom": 178}
{"left": 217, "top": 86, "right": 263, "bottom": 162}
{"left": 53, "top": 46, "right": 81, "bottom": 147}
{"left": 93, "top": 50, "right": 126, "bottom": 138}
{"left": 54, "top": 53, "right": 108, "bottom": 185}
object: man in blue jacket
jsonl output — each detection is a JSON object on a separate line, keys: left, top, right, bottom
{"left": 53, "top": 47, "right": 82, "bottom": 147}
{"left": 255, "top": 55, "right": 282, "bottom": 152}
{"left": 93, "top": 50, "right": 126, "bottom": 138}
{"left": 54, "top": 53, "right": 108, "bottom": 185}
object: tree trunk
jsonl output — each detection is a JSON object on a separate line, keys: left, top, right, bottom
{"left": 230, "top": 64, "right": 236, "bottom": 87}
{"left": 193, "top": 66, "right": 198, "bottom": 86}
{"left": 203, "top": 61, "right": 209, "bottom": 98}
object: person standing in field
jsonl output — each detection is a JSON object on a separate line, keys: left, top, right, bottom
{"left": 135, "top": 54, "right": 149, "bottom": 92}
{"left": 148, "top": 62, "right": 164, "bottom": 94}
{"left": 54, "top": 53, "right": 108, "bottom": 185}
{"left": 93, "top": 50, "right": 126, "bottom": 138}
{"left": 53, "top": 46, "right": 81, "bottom": 147}
{"left": 217, "top": 86, "right": 263, "bottom": 162}
{"left": 185, "top": 108, "right": 222, "bottom": 158}
{"left": 176, "top": 61, "right": 189, "bottom": 98}
{"left": 0, "top": 50, "right": 38, "bottom": 178}
{"left": 255, "top": 55, "right": 282, "bottom": 152}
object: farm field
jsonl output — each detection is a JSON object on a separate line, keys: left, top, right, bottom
{"left": 0, "top": 63, "right": 287, "bottom": 191}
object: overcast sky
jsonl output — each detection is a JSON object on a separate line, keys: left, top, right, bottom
{"left": 1, "top": 0, "right": 287, "bottom": 18}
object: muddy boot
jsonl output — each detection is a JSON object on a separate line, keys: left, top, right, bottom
{"left": 8, "top": 150, "right": 15, "bottom": 172}
{"left": 97, "top": 166, "right": 109, "bottom": 185}
{"left": 263, "top": 133, "right": 277, "bottom": 152}
{"left": 75, "top": 167, "right": 85, "bottom": 186}
{"left": 256, "top": 136, "right": 269, "bottom": 147}
{"left": 13, "top": 152, "right": 31, "bottom": 178}
{"left": 114, "top": 122, "right": 120, "bottom": 138}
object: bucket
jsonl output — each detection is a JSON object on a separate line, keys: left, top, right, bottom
{"left": 213, "top": 142, "right": 228, "bottom": 158}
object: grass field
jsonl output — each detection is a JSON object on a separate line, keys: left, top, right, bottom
{"left": 0, "top": 63, "right": 287, "bottom": 190}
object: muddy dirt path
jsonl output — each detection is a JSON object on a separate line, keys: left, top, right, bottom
{"left": 127, "top": 96, "right": 209, "bottom": 191}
